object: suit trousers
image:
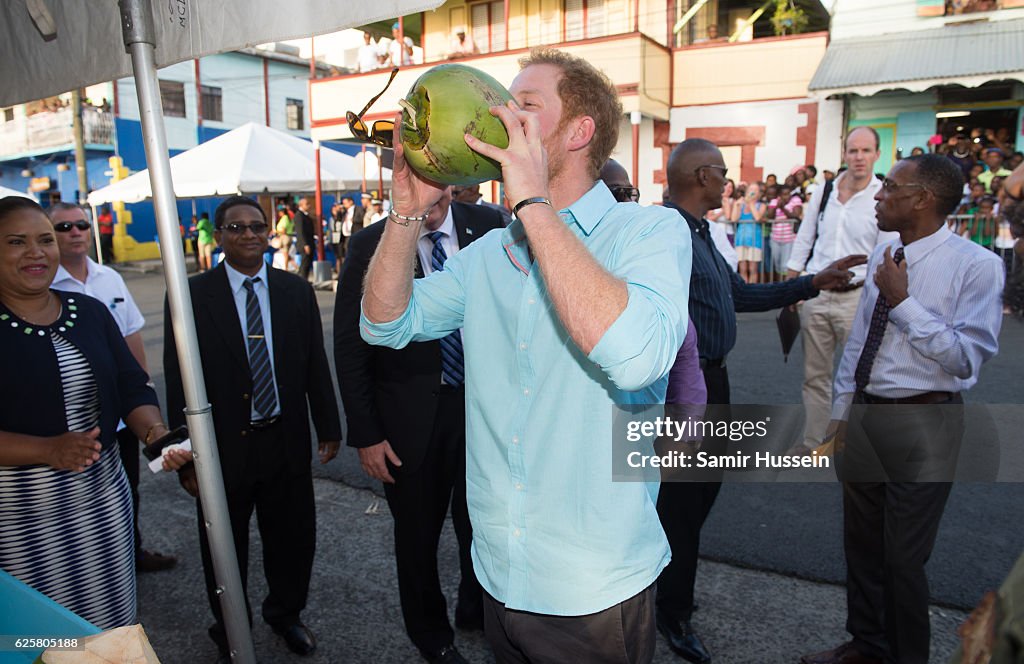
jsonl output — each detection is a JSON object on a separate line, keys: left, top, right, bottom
{"left": 298, "top": 249, "right": 313, "bottom": 281}
{"left": 482, "top": 583, "right": 656, "bottom": 664}
{"left": 383, "top": 386, "right": 481, "bottom": 655}
{"left": 798, "top": 289, "right": 862, "bottom": 449}
{"left": 656, "top": 364, "right": 729, "bottom": 621}
{"left": 116, "top": 426, "right": 142, "bottom": 556}
{"left": 840, "top": 393, "right": 964, "bottom": 664}
{"left": 198, "top": 420, "right": 316, "bottom": 652}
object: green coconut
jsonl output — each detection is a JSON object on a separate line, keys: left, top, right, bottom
{"left": 398, "top": 64, "right": 513, "bottom": 186}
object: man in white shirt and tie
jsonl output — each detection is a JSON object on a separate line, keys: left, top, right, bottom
{"left": 801, "top": 154, "right": 1004, "bottom": 664}
{"left": 786, "top": 127, "right": 898, "bottom": 454}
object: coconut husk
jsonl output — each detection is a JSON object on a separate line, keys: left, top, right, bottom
{"left": 42, "top": 624, "right": 160, "bottom": 663}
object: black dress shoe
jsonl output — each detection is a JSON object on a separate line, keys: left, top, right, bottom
{"left": 422, "top": 644, "right": 469, "bottom": 664}
{"left": 656, "top": 610, "right": 711, "bottom": 663}
{"left": 136, "top": 549, "right": 177, "bottom": 573}
{"left": 271, "top": 622, "right": 317, "bottom": 656}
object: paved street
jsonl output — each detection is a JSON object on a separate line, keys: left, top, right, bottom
{"left": 117, "top": 265, "right": 1023, "bottom": 664}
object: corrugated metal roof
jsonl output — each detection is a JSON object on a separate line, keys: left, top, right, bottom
{"left": 809, "top": 18, "right": 1024, "bottom": 92}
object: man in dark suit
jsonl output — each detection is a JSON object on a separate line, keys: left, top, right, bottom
{"left": 334, "top": 187, "right": 503, "bottom": 664}
{"left": 293, "top": 196, "right": 316, "bottom": 281}
{"left": 164, "top": 196, "right": 341, "bottom": 663}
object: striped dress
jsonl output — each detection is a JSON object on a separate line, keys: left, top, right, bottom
{"left": 0, "top": 331, "right": 136, "bottom": 629}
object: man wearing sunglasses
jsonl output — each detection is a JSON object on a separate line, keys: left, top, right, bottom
{"left": 361, "top": 48, "right": 692, "bottom": 663}
{"left": 48, "top": 202, "right": 178, "bottom": 574}
{"left": 335, "top": 186, "right": 503, "bottom": 664}
{"left": 164, "top": 196, "right": 341, "bottom": 663}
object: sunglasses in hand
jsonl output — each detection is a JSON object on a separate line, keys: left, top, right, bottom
{"left": 347, "top": 67, "right": 399, "bottom": 149}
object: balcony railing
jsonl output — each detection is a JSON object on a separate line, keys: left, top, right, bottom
{"left": 0, "top": 107, "right": 114, "bottom": 157}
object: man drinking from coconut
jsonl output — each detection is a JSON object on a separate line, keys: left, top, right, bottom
{"left": 361, "top": 48, "right": 691, "bottom": 663}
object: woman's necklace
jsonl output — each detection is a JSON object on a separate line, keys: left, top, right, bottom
{"left": 4, "top": 292, "right": 60, "bottom": 326}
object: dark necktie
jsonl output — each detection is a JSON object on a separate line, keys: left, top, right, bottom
{"left": 428, "top": 231, "right": 465, "bottom": 387}
{"left": 243, "top": 277, "right": 278, "bottom": 418}
{"left": 853, "top": 247, "right": 905, "bottom": 392}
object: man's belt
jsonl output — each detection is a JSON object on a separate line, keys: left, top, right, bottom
{"left": 249, "top": 415, "right": 281, "bottom": 430}
{"left": 858, "top": 390, "right": 957, "bottom": 405}
{"left": 699, "top": 357, "right": 726, "bottom": 370}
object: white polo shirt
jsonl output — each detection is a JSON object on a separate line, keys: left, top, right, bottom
{"left": 52, "top": 258, "right": 145, "bottom": 337}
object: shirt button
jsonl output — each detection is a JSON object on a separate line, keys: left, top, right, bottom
{"left": 513, "top": 528, "right": 521, "bottom": 537}
{"left": 523, "top": 388, "right": 530, "bottom": 396}
{"left": 515, "top": 483, "right": 523, "bottom": 491}
{"left": 519, "top": 342, "right": 527, "bottom": 351}
{"left": 512, "top": 436, "right": 519, "bottom": 445}
{"left": 528, "top": 298, "right": 536, "bottom": 305}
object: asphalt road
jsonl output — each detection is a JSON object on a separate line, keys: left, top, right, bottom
{"left": 116, "top": 265, "right": 1023, "bottom": 663}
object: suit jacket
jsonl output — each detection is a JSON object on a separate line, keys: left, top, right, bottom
{"left": 164, "top": 263, "right": 341, "bottom": 491}
{"left": 293, "top": 210, "right": 315, "bottom": 252}
{"left": 351, "top": 206, "right": 366, "bottom": 236}
{"left": 333, "top": 201, "right": 503, "bottom": 474}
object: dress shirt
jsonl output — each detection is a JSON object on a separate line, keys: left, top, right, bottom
{"left": 665, "top": 203, "right": 818, "bottom": 360}
{"left": 362, "top": 182, "right": 691, "bottom": 615}
{"left": 416, "top": 206, "right": 459, "bottom": 275}
{"left": 224, "top": 261, "right": 282, "bottom": 420}
{"left": 666, "top": 318, "right": 706, "bottom": 405}
{"left": 832, "top": 224, "right": 1004, "bottom": 420}
{"left": 787, "top": 173, "right": 896, "bottom": 281}
{"left": 52, "top": 258, "right": 145, "bottom": 337}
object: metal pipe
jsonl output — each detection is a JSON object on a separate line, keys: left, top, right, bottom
{"left": 117, "top": 2, "right": 256, "bottom": 662}
{"left": 263, "top": 59, "right": 270, "bottom": 127}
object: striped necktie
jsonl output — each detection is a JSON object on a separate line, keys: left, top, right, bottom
{"left": 243, "top": 277, "right": 278, "bottom": 418}
{"left": 854, "top": 247, "right": 905, "bottom": 393}
{"left": 428, "top": 231, "right": 465, "bottom": 387}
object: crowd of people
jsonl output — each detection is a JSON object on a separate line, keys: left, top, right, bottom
{"left": 2, "top": 45, "right": 1023, "bottom": 664}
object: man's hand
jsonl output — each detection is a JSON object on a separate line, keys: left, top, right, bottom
{"left": 46, "top": 428, "right": 102, "bottom": 472}
{"left": 303, "top": 245, "right": 311, "bottom": 255}
{"left": 785, "top": 268, "right": 801, "bottom": 280}
{"left": 318, "top": 440, "right": 340, "bottom": 465}
{"left": 874, "top": 246, "right": 909, "bottom": 306}
{"left": 464, "top": 101, "right": 550, "bottom": 212}
{"left": 161, "top": 447, "right": 193, "bottom": 472}
{"left": 823, "top": 418, "right": 848, "bottom": 456}
{"left": 178, "top": 463, "right": 199, "bottom": 497}
{"left": 358, "top": 439, "right": 403, "bottom": 484}
{"left": 389, "top": 115, "right": 447, "bottom": 218}
{"left": 811, "top": 254, "right": 868, "bottom": 291}
{"left": 957, "top": 590, "right": 997, "bottom": 664}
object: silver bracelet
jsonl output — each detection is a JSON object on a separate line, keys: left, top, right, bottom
{"left": 388, "top": 209, "right": 429, "bottom": 227}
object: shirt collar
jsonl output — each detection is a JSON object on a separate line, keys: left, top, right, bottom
{"left": 836, "top": 171, "right": 883, "bottom": 200}
{"left": 419, "top": 205, "right": 455, "bottom": 241}
{"left": 53, "top": 257, "right": 99, "bottom": 287}
{"left": 899, "top": 223, "right": 952, "bottom": 266}
{"left": 662, "top": 202, "right": 703, "bottom": 233}
{"left": 224, "top": 260, "right": 269, "bottom": 295}
{"left": 500, "top": 181, "right": 614, "bottom": 273}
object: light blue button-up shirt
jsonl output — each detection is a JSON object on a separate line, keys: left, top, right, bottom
{"left": 362, "top": 182, "right": 692, "bottom": 615}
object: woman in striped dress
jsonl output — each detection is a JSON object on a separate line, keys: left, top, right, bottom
{"left": 0, "top": 197, "right": 191, "bottom": 629}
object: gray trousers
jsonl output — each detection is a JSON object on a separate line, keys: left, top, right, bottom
{"left": 482, "top": 583, "right": 656, "bottom": 664}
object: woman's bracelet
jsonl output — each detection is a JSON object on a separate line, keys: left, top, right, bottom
{"left": 144, "top": 422, "right": 168, "bottom": 445}
{"left": 512, "top": 197, "right": 553, "bottom": 218}
{"left": 388, "top": 209, "right": 429, "bottom": 227}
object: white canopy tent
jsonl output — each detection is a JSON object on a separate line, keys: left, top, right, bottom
{"left": 0, "top": 185, "right": 33, "bottom": 199}
{"left": 1, "top": 3, "right": 440, "bottom": 662}
{"left": 87, "top": 123, "right": 392, "bottom": 205}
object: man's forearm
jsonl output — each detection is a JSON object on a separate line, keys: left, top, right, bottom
{"left": 519, "top": 206, "right": 626, "bottom": 355}
{"left": 125, "top": 331, "right": 149, "bottom": 375}
{"left": 362, "top": 221, "right": 420, "bottom": 323}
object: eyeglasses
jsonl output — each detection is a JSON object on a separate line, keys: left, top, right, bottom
{"left": 220, "top": 222, "right": 269, "bottom": 235}
{"left": 53, "top": 220, "right": 91, "bottom": 232}
{"left": 882, "top": 179, "right": 931, "bottom": 195}
{"left": 610, "top": 186, "right": 640, "bottom": 203}
{"left": 694, "top": 164, "right": 729, "bottom": 178}
{"left": 346, "top": 67, "right": 399, "bottom": 149}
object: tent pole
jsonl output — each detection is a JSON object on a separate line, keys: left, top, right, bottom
{"left": 118, "top": 2, "right": 256, "bottom": 663}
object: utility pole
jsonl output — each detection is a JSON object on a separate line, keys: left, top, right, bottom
{"left": 71, "top": 89, "right": 88, "bottom": 206}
